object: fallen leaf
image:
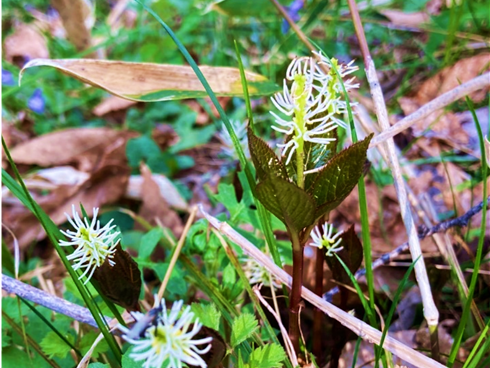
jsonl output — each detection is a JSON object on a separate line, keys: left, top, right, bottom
{"left": 126, "top": 174, "right": 188, "bottom": 211}
{"left": 52, "top": 0, "right": 94, "bottom": 52}
{"left": 92, "top": 95, "right": 137, "bottom": 116}
{"left": 414, "top": 53, "right": 490, "bottom": 104}
{"left": 10, "top": 127, "right": 136, "bottom": 169}
{"left": 379, "top": 9, "right": 430, "bottom": 28}
{"left": 20, "top": 59, "right": 280, "bottom": 101}
{"left": 138, "top": 163, "right": 183, "bottom": 236}
{"left": 3, "top": 164, "right": 130, "bottom": 248}
{"left": 4, "top": 23, "right": 49, "bottom": 64}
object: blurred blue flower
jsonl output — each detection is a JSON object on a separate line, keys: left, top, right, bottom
{"left": 2, "top": 69, "right": 15, "bottom": 86}
{"left": 282, "top": 0, "right": 304, "bottom": 34}
{"left": 28, "top": 88, "right": 45, "bottom": 114}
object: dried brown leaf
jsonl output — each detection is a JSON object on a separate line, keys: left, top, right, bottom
{"left": 379, "top": 9, "right": 430, "bottom": 28}
{"left": 4, "top": 23, "right": 49, "bottom": 63}
{"left": 10, "top": 127, "right": 135, "bottom": 169}
{"left": 51, "top": 0, "right": 93, "bottom": 52}
{"left": 138, "top": 163, "right": 184, "bottom": 236}
{"left": 92, "top": 95, "right": 137, "bottom": 116}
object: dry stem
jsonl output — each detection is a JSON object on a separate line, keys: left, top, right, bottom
{"left": 200, "top": 207, "right": 446, "bottom": 368}
{"left": 347, "top": 0, "right": 440, "bottom": 360}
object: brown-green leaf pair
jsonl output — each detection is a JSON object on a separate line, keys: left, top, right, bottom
{"left": 248, "top": 130, "right": 373, "bottom": 232}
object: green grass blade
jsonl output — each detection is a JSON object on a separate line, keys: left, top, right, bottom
{"left": 448, "top": 97, "right": 488, "bottom": 366}
{"left": 2, "top": 240, "right": 16, "bottom": 275}
{"left": 234, "top": 40, "right": 255, "bottom": 132}
{"left": 463, "top": 320, "right": 490, "bottom": 368}
{"left": 379, "top": 256, "right": 420, "bottom": 351}
{"left": 232, "top": 40, "right": 283, "bottom": 270}
{"left": 2, "top": 139, "right": 122, "bottom": 364}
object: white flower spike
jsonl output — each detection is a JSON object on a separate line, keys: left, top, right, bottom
{"left": 310, "top": 223, "right": 344, "bottom": 257}
{"left": 59, "top": 205, "right": 120, "bottom": 284}
{"left": 118, "top": 298, "right": 212, "bottom": 368}
{"left": 270, "top": 51, "right": 359, "bottom": 166}
{"left": 243, "top": 257, "right": 282, "bottom": 290}
{"left": 217, "top": 119, "right": 249, "bottom": 160}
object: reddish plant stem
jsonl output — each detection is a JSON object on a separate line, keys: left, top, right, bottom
{"left": 289, "top": 231, "right": 304, "bottom": 354}
{"left": 313, "top": 246, "right": 325, "bottom": 359}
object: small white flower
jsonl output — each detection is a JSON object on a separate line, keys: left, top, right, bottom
{"left": 243, "top": 258, "right": 282, "bottom": 290}
{"left": 310, "top": 223, "right": 344, "bottom": 257}
{"left": 59, "top": 205, "right": 120, "bottom": 284}
{"left": 270, "top": 52, "right": 359, "bottom": 165}
{"left": 217, "top": 119, "right": 249, "bottom": 160}
{"left": 118, "top": 298, "right": 212, "bottom": 368}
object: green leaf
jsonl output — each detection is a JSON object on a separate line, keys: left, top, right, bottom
{"left": 255, "top": 177, "right": 316, "bottom": 231}
{"left": 191, "top": 303, "right": 221, "bottom": 331}
{"left": 40, "top": 331, "right": 74, "bottom": 359}
{"left": 248, "top": 128, "right": 288, "bottom": 182}
{"left": 92, "top": 244, "right": 142, "bottom": 311}
{"left": 122, "top": 349, "right": 144, "bottom": 368}
{"left": 248, "top": 343, "right": 287, "bottom": 368}
{"left": 211, "top": 0, "right": 275, "bottom": 17}
{"left": 222, "top": 262, "right": 237, "bottom": 288}
{"left": 88, "top": 363, "right": 111, "bottom": 368}
{"left": 20, "top": 59, "right": 280, "bottom": 102}
{"left": 325, "top": 225, "right": 363, "bottom": 287}
{"left": 2, "top": 331, "right": 12, "bottom": 348}
{"left": 139, "top": 227, "right": 163, "bottom": 259}
{"left": 309, "top": 133, "right": 373, "bottom": 219}
{"left": 126, "top": 136, "right": 161, "bottom": 169}
{"left": 231, "top": 313, "right": 259, "bottom": 348}
{"left": 80, "top": 331, "right": 109, "bottom": 358}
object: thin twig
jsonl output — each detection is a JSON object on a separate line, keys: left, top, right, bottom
{"left": 324, "top": 196, "right": 490, "bottom": 300}
{"left": 253, "top": 286, "right": 298, "bottom": 367}
{"left": 346, "top": 0, "right": 440, "bottom": 360}
{"left": 156, "top": 205, "right": 198, "bottom": 301}
{"left": 370, "top": 72, "right": 490, "bottom": 148}
{"left": 2, "top": 274, "right": 109, "bottom": 328}
{"left": 200, "top": 206, "right": 446, "bottom": 368}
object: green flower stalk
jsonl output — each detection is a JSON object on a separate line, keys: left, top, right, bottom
{"left": 270, "top": 52, "right": 359, "bottom": 187}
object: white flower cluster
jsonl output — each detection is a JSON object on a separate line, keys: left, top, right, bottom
{"left": 270, "top": 51, "right": 359, "bottom": 165}
{"left": 310, "top": 223, "right": 344, "bottom": 257}
{"left": 119, "top": 298, "right": 212, "bottom": 368}
{"left": 59, "top": 205, "right": 120, "bottom": 284}
{"left": 217, "top": 119, "right": 249, "bottom": 160}
{"left": 243, "top": 257, "right": 282, "bottom": 290}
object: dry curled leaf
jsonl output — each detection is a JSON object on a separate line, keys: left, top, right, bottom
{"left": 10, "top": 127, "right": 136, "bottom": 170}
{"left": 4, "top": 23, "right": 49, "bottom": 64}
{"left": 379, "top": 9, "right": 430, "bottom": 28}
{"left": 138, "top": 163, "right": 184, "bottom": 236}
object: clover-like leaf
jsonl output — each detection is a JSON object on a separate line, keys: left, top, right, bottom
{"left": 309, "top": 134, "right": 373, "bottom": 219}
{"left": 92, "top": 244, "right": 142, "bottom": 311}
{"left": 255, "top": 176, "right": 316, "bottom": 231}
{"left": 248, "top": 128, "right": 288, "bottom": 182}
{"left": 325, "top": 225, "right": 363, "bottom": 287}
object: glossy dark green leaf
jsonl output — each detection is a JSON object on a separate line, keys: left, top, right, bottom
{"left": 189, "top": 326, "right": 226, "bottom": 368}
{"left": 255, "top": 177, "right": 315, "bottom": 231}
{"left": 92, "top": 244, "right": 141, "bottom": 311}
{"left": 325, "top": 225, "right": 363, "bottom": 287}
{"left": 248, "top": 128, "right": 288, "bottom": 182}
{"left": 309, "top": 133, "right": 373, "bottom": 219}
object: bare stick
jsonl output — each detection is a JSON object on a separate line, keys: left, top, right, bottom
{"left": 156, "top": 206, "right": 198, "bottom": 301}
{"left": 2, "top": 274, "right": 109, "bottom": 328}
{"left": 347, "top": 0, "right": 440, "bottom": 359}
{"left": 200, "top": 207, "right": 445, "bottom": 368}
{"left": 370, "top": 72, "right": 490, "bottom": 148}
{"left": 324, "top": 196, "right": 490, "bottom": 300}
